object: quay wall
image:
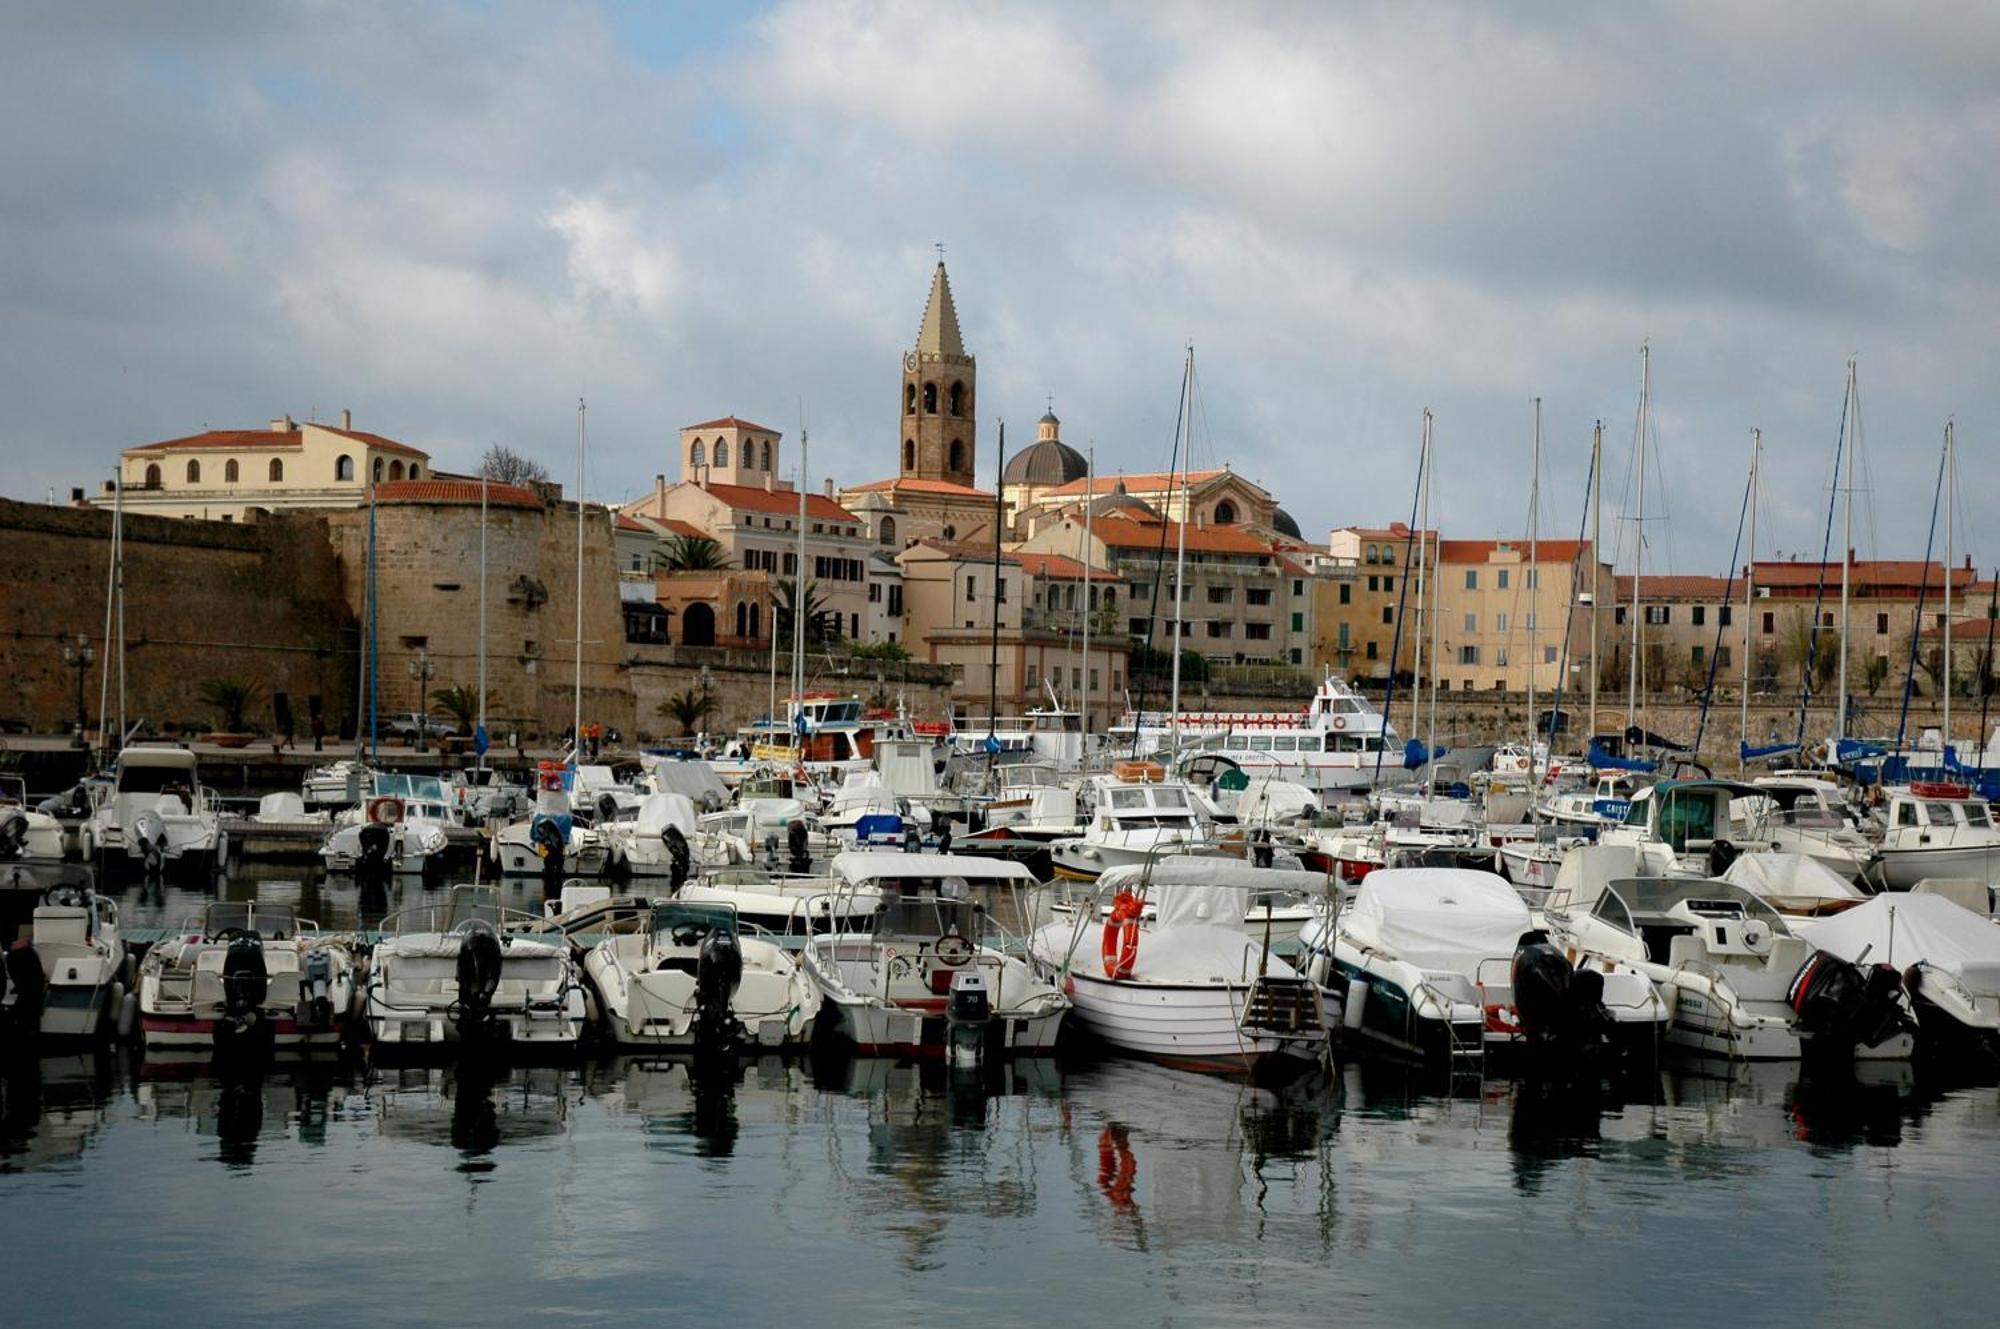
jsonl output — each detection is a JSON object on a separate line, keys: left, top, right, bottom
{"left": 626, "top": 644, "right": 957, "bottom": 740}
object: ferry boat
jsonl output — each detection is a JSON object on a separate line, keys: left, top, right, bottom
{"left": 1109, "top": 675, "right": 1399, "bottom": 797}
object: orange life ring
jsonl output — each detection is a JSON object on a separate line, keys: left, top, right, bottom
{"left": 1101, "top": 889, "right": 1143, "bottom": 978}
{"left": 367, "top": 796, "right": 405, "bottom": 826}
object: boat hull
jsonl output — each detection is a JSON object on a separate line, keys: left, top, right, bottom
{"left": 1057, "top": 969, "right": 1321, "bottom": 1074}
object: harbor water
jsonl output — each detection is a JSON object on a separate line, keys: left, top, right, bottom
{"left": 5, "top": 868, "right": 1999, "bottom": 1326}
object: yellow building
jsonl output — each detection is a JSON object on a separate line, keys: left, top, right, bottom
{"left": 98, "top": 411, "right": 431, "bottom": 521}
{"left": 1432, "top": 538, "right": 1612, "bottom": 694}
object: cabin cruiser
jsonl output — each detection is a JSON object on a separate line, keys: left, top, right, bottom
{"left": 0, "top": 882, "right": 129, "bottom": 1041}
{"left": 1542, "top": 846, "right": 1914, "bottom": 1062}
{"left": 1047, "top": 858, "right": 1329, "bottom": 947}
{"left": 1050, "top": 771, "right": 1207, "bottom": 881}
{"left": 1112, "top": 674, "right": 1399, "bottom": 797}
{"left": 584, "top": 900, "right": 819, "bottom": 1051}
{"left": 605, "top": 791, "right": 700, "bottom": 881}
{"left": 1796, "top": 892, "right": 2000, "bottom": 1058}
{"left": 79, "top": 744, "right": 227, "bottom": 878}
{"left": 137, "top": 900, "right": 355, "bottom": 1050}
{"left": 301, "top": 759, "right": 373, "bottom": 810}
{"left": 1539, "top": 771, "right": 1645, "bottom": 829}
{"left": 1873, "top": 783, "right": 2000, "bottom": 889}
{"left": 448, "top": 766, "right": 531, "bottom": 822}
{"left": 1598, "top": 780, "right": 1776, "bottom": 878}
{"left": 493, "top": 764, "right": 610, "bottom": 877}
{"left": 803, "top": 852, "right": 1067, "bottom": 1059}
{"left": 1030, "top": 859, "right": 1326, "bottom": 1076}
{"left": 320, "top": 782, "right": 451, "bottom": 876}
{"left": 1739, "top": 778, "right": 1877, "bottom": 881}
{"left": 0, "top": 776, "right": 67, "bottom": 864}
{"left": 365, "top": 886, "right": 588, "bottom": 1054}
{"left": 1300, "top": 866, "right": 1666, "bottom": 1066}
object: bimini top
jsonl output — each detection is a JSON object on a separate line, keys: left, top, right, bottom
{"left": 1342, "top": 867, "right": 1530, "bottom": 973}
{"left": 831, "top": 851, "right": 1038, "bottom": 888}
{"left": 119, "top": 744, "right": 198, "bottom": 770}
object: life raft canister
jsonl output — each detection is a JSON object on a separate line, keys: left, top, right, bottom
{"left": 1101, "top": 889, "right": 1143, "bottom": 979}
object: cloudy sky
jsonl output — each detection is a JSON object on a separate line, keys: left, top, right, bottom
{"left": 6, "top": 1, "right": 1998, "bottom": 574}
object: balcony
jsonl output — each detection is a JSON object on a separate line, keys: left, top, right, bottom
{"left": 1020, "top": 606, "right": 1118, "bottom": 636}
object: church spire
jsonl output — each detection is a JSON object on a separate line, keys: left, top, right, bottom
{"left": 915, "top": 261, "right": 966, "bottom": 359}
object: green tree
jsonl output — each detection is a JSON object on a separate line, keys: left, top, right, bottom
{"left": 660, "top": 533, "right": 733, "bottom": 572}
{"left": 197, "top": 677, "right": 265, "bottom": 733}
{"left": 773, "top": 578, "right": 832, "bottom": 644}
{"left": 659, "top": 688, "right": 717, "bottom": 736}
{"left": 431, "top": 684, "right": 480, "bottom": 732}
{"left": 848, "top": 640, "right": 911, "bottom": 662}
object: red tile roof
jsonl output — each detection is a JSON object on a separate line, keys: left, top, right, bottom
{"left": 1010, "top": 551, "right": 1114, "bottom": 582}
{"left": 1918, "top": 615, "right": 1999, "bottom": 640}
{"left": 684, "top": 415, "right": 778, "bottom": 435}
{"left": 372, "top": 479, "right": 543, "bottom": 508}
{"left": 1091, "top": 514, "right": 1290, "bottom": 557}
{"left": 699, "top": 481, "right": 858, "bottom": 522}
{"left": 129, "top": 423, "right": 428, "bottom": 458}
{"left": 1751, "top": 559, "right": 1976, "bottom": 592}
{"left": 1440, "top": 539, "right": 1592, "bottom": 562}
{"left": 614, "top": 514, "right": 654, "bottom": 533}
{"left": 841, "top": 476, "right": 995, "bottom": 498}
{"left": 1039, "top": 469, "right": 1231, "bottom": 499}
{"left": 1612, "top": 573, "right": 1734, "bottom": 600}
{"left": 318, "top": 424, "right": 427, "bottom": 456}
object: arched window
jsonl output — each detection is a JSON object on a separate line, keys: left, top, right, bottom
{"left": 336, "top": 455, "right": 353, "bottom": 481}
{"left": 748, "top": 602, "right": 760, "bottom": 640}
{"left": 948, "top": 440, "right": 964, "bottom": 472}
{"left": 372, "top": 457, "right": 384, "bottom": 482}
{"left": 903, "top": 439, "right": 916, "bottom": 471}
{"left": 224, "top": 459, "right": 240, "bottom": 483}
{"left": 1213, "top": 499, "right": 1238, "bottom": 525}
{"left": 389, "top": 460, "right": 405, "bottom": 481}
{"left": 144, "top": 463, "right": 161, "bottom": 487}
{"left": 905, "top": 384, "right": 917, "bottom": 416}
{"left": 761, "top": 442, "right": 772, "bottom": 470}
{"left": 736, "top": 602, "right": 748, "bottom": 638}
{"left": 268, "top": 458, "right": 283, "bottom": 482}
{"left": 714, "top": 439, "right": 729, "bottom": 467}
{"left": 1382, "top": 545, "right": 1395, "bottom": 565}
{"left": 1366, "top": 544, "right": 1378, "bottom": 564}
{"left": 690, "top": 439, "right": 706, "bottom": 468}
{"left": 408, "top": 464, "right": 418, "bottom": 479}
{"left": 879, "top": 515, "right": 897, "bottom": 546}
{"left": 948, "top": 381, "right": 965, "bottom": 417}
{"left": 186, "top": 459, "right": 201, "bottom": 483}
{"left": 922, "top": 382, "right": 938, "bottom": 414}
{"left": 743, "top": 440, "right": 758, "bottom": 470}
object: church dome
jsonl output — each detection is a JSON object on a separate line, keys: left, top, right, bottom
{"left": 1003, "top": 436, "right": 1088, "bottom": 487}
{"left": 1089, "top": 480, "right": 1159, "bottom": 519}
{"left": 1272, "top": 507, "right": 1303, "bottom": 540}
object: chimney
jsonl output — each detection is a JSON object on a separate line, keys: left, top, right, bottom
{"left": 654, "top": 473, "right": 665, "bottom": 512}
{"left": 341, "top": 408, "right": 352, "bottom": 431}
{"left": 270, "top": 415, "right": 295, "bottom": 433}
{"left": 824, "top": 478, "right": 835, "bottom": 499}
{"left": 765, "top": 473, "right": 775, "bottom": 492}
{"left": 1195, "top": 511, "right": 1206, "bottom": 530}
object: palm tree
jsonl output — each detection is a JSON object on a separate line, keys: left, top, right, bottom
{"left": 659, "top": 689, "right": 716, "bottom": 736}
{"left": 772, "top": 578, "right": 831, "bottom": 643}
{"left": 431, "top": 684, "right": 480, "bottom": 733}
{"left": 661, "top": 534, "right": 733, "bottom": 572}
{"left": 197, "top": 677, "right": 265, "bottom": 733}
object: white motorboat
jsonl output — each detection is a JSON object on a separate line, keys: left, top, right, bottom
{"left": 1797, "top": 891, "right": 2000, "bottom": 1058}
{"left": 679, "top": 865, "right": 880, "bottom": 936}
{"left": 584, "top": 900, "right": 819, "bottom": 1051}
{"left": 493, "top": 764, "right": 610, "bottom": 877}
{"left": 1111, "top": 674, "right": 1400, "bottom": 797}
{"left": 80, "top": 744, "right": 227, "bottom": 877}
{"left": 1496, "top": 828, "right": 1590, "bottom": 899}
{"left": 1743, "top": 777, "right": 1878, "bottom": 881}
{"left": 1300, "top": 866, "right": 1664, "bottom": 1066}
{"left": 1048, "top": 857, "right": 1329, "bottom": 947}
{"left": 0, "top": 777, "right": 67, "bottom": 863}
{"left": 977, "top": 763, "right": 1085, "bottom": 840}
{"left": 1029, "top": 859, "right": 1326, "bottom": 1076}
{"left": 320, "top": 788, "right": 449, "bottom": 876}
{"left": 301, "top": 759, "right": 373, "bottom": 810}
{"left": 804, "top": 852, "right": 1067, "bottom": 1059}
{"left": 1, "top": 882, "right": 130, "bottom": 1041}
{"left": 1543, "top": 846, "right": 1915, "bottom": 1062}
{"left": 365, "top": 886, "right": 587, "bottom": 1054}
{"left": 1874, "top": 782, "right": 2000, "bottom": 890}
{"left": 447, "top": 766, "right": 531, "bottom": 822}
{"left": 1538, "top": 772, "right": 1646, "bottom": 829}
{"left": 1050, "top": 772, "right": 1207, "bottom": 881}
{"left": 606, "top": 791, "right": 700, "bottom": 880}
{"left": 136, "top": 900, "right": 356, "bottom": 1050}
{"left": 1598, "top": 779, "right": 1776, "bottom": 878}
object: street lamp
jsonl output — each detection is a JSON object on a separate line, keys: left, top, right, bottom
{"left": 407, "top": 648, "right": 437, "bottom": 752}
{"left": 698, "top": 665, "right": 713, "bottom": 747}
{"left": 60, "top": 635, "right": 94, "bottom": 748}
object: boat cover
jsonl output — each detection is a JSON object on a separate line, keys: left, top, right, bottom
{"left": 257, "top": 791, "right": 308, "bottom": 819}
{"left": 1722, "top": 852, "right": 1866, "bottom": 906}
{"left": 635, "top": 792, "right": 697, "bottom": 838}
{"left": 646, "top": 760, "right": 730, "bottom": 811}
{"left": 1796, "top": 892, "right": 2000, "bottom": 992}
{"left": 1341, "top": 868, "right": 1531, "bottom": 974}
{"left": 1098, "top": 860, "right": 1330, "bottom": 927}
{"left": 1231, "top": 779, "right": 1321, "bottom": 824}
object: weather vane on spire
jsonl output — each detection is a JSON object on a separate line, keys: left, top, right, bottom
{"left": 934, "top": 241, "right": 946, "bottom": 264}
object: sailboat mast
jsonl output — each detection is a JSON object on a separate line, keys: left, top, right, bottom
{"left": 1628, "top": 344, "right": 1647, "bottom": 731}
{"left": 1168, "top": 346, "right": 1193, "bottom": 749}
{"left": 1837, "top": 359, "right": 1855, "bottom": 740}
{"left": 1081, "top": 444, "right": 1095, "bottom": 741}
{"left": 1741, "top": 429, "right": 1759, "bottom": 757}
{"left": 793, "top": 428, "right": 809, "bottom": 745}
{"left": 1944, "top": 419, "right": 1955, "bottom": 749}
{"left": 478, "top": 469, "right": 488, "bottom": 769}
{"left": 1426, "top": 415, "right": 1440, "bottom": 796}
{"left": 99, "top": 469, "right": 119, "bottom": 762}
{"left": 574, "top": 399, "right": 585, "bottom": 753}
{"left": 1411, "top": 411, "right": 1431, "bottom": 745}
{"left": 988, "top": 420, "right": 1004, "bottom": 748}
{"left": 1528, "top": 397, "right": 1541, "bottom": 780}
{"left": 1589, "top": 420, "right": 1601, "bottom": 744}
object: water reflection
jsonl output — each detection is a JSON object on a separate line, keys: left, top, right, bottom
{"left": 369, "top": 1064, "right": 574, "bottom": 1172}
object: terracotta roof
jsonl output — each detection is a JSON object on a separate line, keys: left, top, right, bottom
{"left": 698, "top": 481, "right": 857, "bottom": 522}
{"left": 1010, "top": 551, "right": 1114, "bottom": 582}
{"left": 614, "top": 514, "right": 654, "bottom": 533}
{"left": 1440, "top": 539, "right": 1592, "bottom": 563}
{"left": 317, "top": 424, "right": 427, "bottom": 457}
{"left": 906, "top": 539, "right": 1020, "bottom": 565}
{"left": 656, "top": 517, "right": 708, "bottom": 539}
{"left": 1337, "top": 522, "right": 1435, "bottom": 541}
{"left": 841, "top": 476, "right": 995, "bottom": 498}
{"left": 128, "top": 423, "right": 428, "bottom": 458}
{"left": 1039, "top": 469, "right": 1231, "bottom": 500}
{"left": 1091, "top": 514, "right": 1289, "bottom": 557}
{"left": 1751, "top": 559, "right": 1976, "bottom": 591}
{"left": 684, "top": 415, "right": 778, "bottom": 435}
{"left": 1611, "top": 573, "right": 1734, "bottom": 600}
{"left": 372, "top": 479, "right": 543, "bottom": 508}
{"left": 1918, "top": 614, "right": 2000, "bottom": 639}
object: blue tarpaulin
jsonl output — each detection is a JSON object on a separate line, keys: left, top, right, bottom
{"left": 1589, "top": 739, "right": 1658, "bottom": 773}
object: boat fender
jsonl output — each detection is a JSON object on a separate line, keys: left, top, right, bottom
{"left": 1342, "top": 977, "right": 1369, "bottom": 1030}
{"left": 1101, "top": 890, "right": 1142, "bottom": 979}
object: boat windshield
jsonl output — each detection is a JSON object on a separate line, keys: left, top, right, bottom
{"left": 446, "top": 887, "right": 503, "bottom": 930}
{"left": 117, "top": 763, "right": 198, "bottom": 795}
{"left": 871, "top": 895, "right": 987, "bottom": 943}
{"left": 652, "top": 901, "right": 738, "bottom": 940}
{"left": 204, "top": 900, "right": 300, "bottom": 939}
{"left": 1967, "top": 804, "right": 1993, "bottom": 828}
{"left": 374, "top": 773, "right": 449, "bottom": 803}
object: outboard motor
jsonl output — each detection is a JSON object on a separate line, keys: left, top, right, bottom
{"left": 220, "top": 933, "right": 270, "bottom": 1037}
{"left": 356, "top": 822, "right": 393, "bottom": 879}
{"left": 596, "top": 792, "right": 621, "bottom": 824}
{"left": 1250, "top": 826, "right": 1275, "bottom": 870}
{"left": 0, "top": 812, "right": 28, "bottom": 862}
{"left": 1788, "top": 950, "right": 1914, "bottom": 1055}
{"left": 664, "top": 825, "right": 692, "bottom": 889}
{"left": 786, "top": 820, "right": 811, "bottom": 875}
{"left": 531, "top": 817, "right": 566, "bottom": 881}
{"left": 133, "top": 808, "right": 168, "bottom": 876}
{"left": 454, "top": 920, "right": 505, "bottom": 1041}
{"left": 693, "top": 928, "right": 745, "bottom": 1054}
{"left": 945, "top": 969, "right": 994, "bottom": 1070}
{"left": 299, "top": 948, "right": 335, "bottom": 1029}
{"left": 4, "top": 941, "right": 48, "bottom": 1040}
{"left": 1510, "top": 938, "right": 1613, "bottom": 1064}
{"left": 1706, "top": 838, "right": 1742, "bottom": 878}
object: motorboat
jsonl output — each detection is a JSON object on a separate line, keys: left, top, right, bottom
{"left": 250, "top": 790, "right": 328, "bottom": 828}
{"left": 1047, "top": 857, "right": 1330, "bottom": 947}
{"left": 1542, "top": 846, "right": 1914, "bottom": 1062}
{"left": 1029, "top": 858, "right": 1326, "bottom": 1076}
{"left": 803, "top": 852, "right": 1067, "bottom": 1059}
{"left": 319, "top": 786, "right": 449, "bottom": 877}
{"left": 136, "top": 900, "right": 356, "bottom": 1050}
{"left": 493, "top": 764, "right": 610, "bottom": 877}
{"left": 1539, "top": 772, "right": 1645, "bottom": 829}
{"left": 365, "top": 886, "right": 588, "bottom": 1054}
{"left": 0, "top": 882, "right": 130, "bottom": 1041}
{"left": 1742, "top": 777, "right": 1878, "bottom": 881}
{"left": 679, "top": 864, "right": 881, "bottom": 936}
{"left": 975, "top": 763, "right": 1083, "bottom": 840}
{"left": 584, "top": 900, "right": 819, "bottom": 1051}
{"left": 1598, "top": 780, "right": 1776, "bottom": 878}
{"left": 79, "top": 744, "right": 227, "bottom": 878}
{"left": 0, "top": 777, "right": 67, "bottom": 864}
{"left": 1874, "top": 782, "right": 2000, "bottom": 890}
{"left": 1496, "top": 826, "right": 1592, "bottom": 899}
{"left": 605, "top": 791, "right": 700, "bottom": 881}
{"left": 301, "top": 759, "right": 373, "bottom": 810}
{"left": 1300, "top": 866, "right": 1665, "bottom": 1066}
{"left": 1110, "top": 673, "right": 1401, "bottom": 797}
{"left": 447, "top": 766, "right": 531, "bottom": 822}
{"left": 1050, "top": 771, "right": 1207, "bottom": 881}
{"left": 1797, "top": 892, "right": 2000, "bottom": 1058}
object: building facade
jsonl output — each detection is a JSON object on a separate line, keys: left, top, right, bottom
{"left": 98, "top": 412, "right": 431, "bottom": 522}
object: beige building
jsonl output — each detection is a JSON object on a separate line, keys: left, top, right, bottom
{"left": 98, "top": 411, "right": 431, "bottom": 521}
{"left": 1431, "top": 539, "right": 1612, "bottom": 694}
{"left": 1020, "top": 465, "right": 1286, "bottom": 538}
{"left": 1317, "top": 524, "right": 1439, "bottom": 681}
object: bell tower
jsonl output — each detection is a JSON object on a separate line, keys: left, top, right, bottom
{"left": 899, "top": 259, "right": 976, "bottom": 487}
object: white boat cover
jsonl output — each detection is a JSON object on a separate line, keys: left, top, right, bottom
{"left": 1096, "top": 861, "right": 1286, "bottom": 930}
{"left": 1231, "top": 780, "right": 1321, "bottom": 824}
{"left": 645, "top": 760, "right": 730, "bottom": 811}
{"left": 257, "top": 791, "right": 308, "bottom": 820}
{"left": 635, "top": 792, "right": 697, "bottom": 838}
{"left": 1341, "top": 868, "right": 1531, "bottom": 974}
{"left": 1797, "top": 892, "right": 2000, "bottom": 992}
{"left": 1722, "top": 852, "right": 1866, "bottom": 905}
{"left": 875, "top": 740, "right": 940, "bottom": 798}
